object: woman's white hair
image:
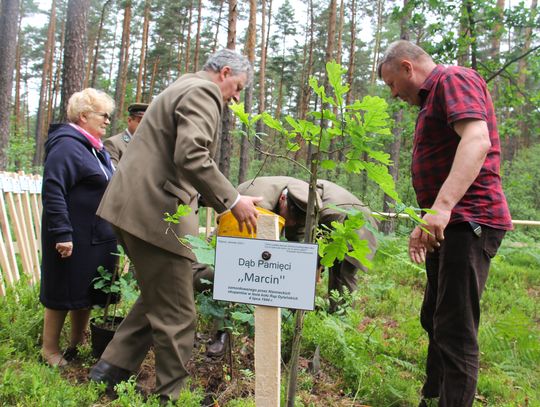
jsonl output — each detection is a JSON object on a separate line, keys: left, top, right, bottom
{"left": 66, "top": 88, "right": 115, "bottom": 123}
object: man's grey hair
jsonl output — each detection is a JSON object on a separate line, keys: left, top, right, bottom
{"left": 203, "top": 49, "right": 253, "bottom": 87}
{"left": 377, "top": 40, "right": 432, "bottom": 79}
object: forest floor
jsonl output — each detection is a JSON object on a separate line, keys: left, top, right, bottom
{"left": 59, "top": 330, "right": 368, "bottom": 407}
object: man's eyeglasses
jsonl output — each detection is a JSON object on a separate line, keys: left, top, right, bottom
{"left": 91, "top": 111, "right": 111, "bottom": 121}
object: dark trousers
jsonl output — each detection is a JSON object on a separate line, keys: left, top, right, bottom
{"left": 421, "top": 222, "right": 505, "bottom": 406}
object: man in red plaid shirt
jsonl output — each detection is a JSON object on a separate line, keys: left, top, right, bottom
{"left": 378, "top": 40, "right": 512, "bottom": 406}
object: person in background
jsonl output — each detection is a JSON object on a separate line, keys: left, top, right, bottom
{"left": 40, "top": 88, "right": 116, "bottom": 367}
{"left": 104, "top": 102, "right": 148, "bottom": 168}
{"left": 89, "top": 49, "right": 261, "bottom": 403}
{"left": 238, "top": 176, "right": 378, "bottom": 310}
{"left": 378, "top": 40, "right": 512, "bottom": 406}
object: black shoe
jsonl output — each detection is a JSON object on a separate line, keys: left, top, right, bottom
{"left": 206, "top": 331, "right": 228, "bottom": 357}
{"left": 89, "top": 359, "right": 132, "bottom": 390}
{"left": 62, "top": 347, "right": 79, "bottom": 362}
{"left": 418, "top": 398, "right": 439, "bottom": 407}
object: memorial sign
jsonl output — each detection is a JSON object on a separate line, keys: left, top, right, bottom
{"left": 213, "top": 236, "right": 318, "bottom": 311}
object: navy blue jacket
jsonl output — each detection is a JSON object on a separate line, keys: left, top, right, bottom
{"left": 40, "top": 124, "right": 117, "bottom": 309}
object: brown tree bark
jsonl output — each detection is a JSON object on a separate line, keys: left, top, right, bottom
{"left": 218, "top": 0, "right": 238, "bottom": 178}
{"left": 381, "top": 0, "right": 410, "bottom": 234}
{"left": 51, "top": 17, "right": 65, "bottom": 125}
{"left": 111, "top": 1, "right": 131, "bottom": 134}
{"left": 0, "top": 0, "right": 20, "bottom": 169}
{"left": 212, "top": 0, "right": 225, "bottom": 52}
{"left": 255, "top": 0, "right": 272, "bottom": 159}
{"left": 34, "top": 0, "right": 57, "bottom": 167}
{"left": 294, "top": 0, "right": 315, "bottom": 162}
{"left": 193, "top": 0, "right": 202, "bottom": 71}
{"left": 323, "top": 0, "right": 337, "bottom": 161}
{"left": 59, "top": 0, "right": 90, "bottom": 123}
{"left": 184, "top": 0, "right": 193, "bottom": 73}
{"left": 345, "top": 0, "right": 357, "bottom": 106}
{"left": 83, "top": 30, "right": 96, "bottom": 88}
{"left": 457, "top": 0, "right": 471, "bottom": 66}
{"left": 370, "top": 0, "right": 384, "bottom": 85}
{"left": 238, "top": 0, "right": 257, "bottom": 184}
{"left": 90, "top": 0, "right": 113, "bottom": 88}
{"left": 517, "top": 0, "right": 537, "bottom": 149}
{"left": 325, "top": 0, "right": 337, "bottom": 68}
{"left": 148, "top": 56, "right": 160, "bottom": 101}
{"left": 14, "top": 5, "right": 24, "bottom": 136}
{"left": 136, "top": 0, "right": 151, "bottom": 102}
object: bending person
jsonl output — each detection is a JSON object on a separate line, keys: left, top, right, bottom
{"left": 89, "top": 49, "right": 261, "bottom": 403}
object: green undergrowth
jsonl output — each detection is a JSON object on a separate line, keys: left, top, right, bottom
{"left": 0, "top": 236, "right": 538, "bottom": 406}
{"left": 291, "top": 235, "right": 540, "bottom": 406}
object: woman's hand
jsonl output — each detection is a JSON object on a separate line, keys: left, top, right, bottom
{"left": 55, "top": 242, "right": 73, "bottom": 258}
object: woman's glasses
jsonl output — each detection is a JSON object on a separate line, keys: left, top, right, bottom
{"left": 91, "top": 111, "right": 111, "bottom": 121}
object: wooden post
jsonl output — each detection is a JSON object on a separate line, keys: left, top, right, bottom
{"left": 18, "top": 173, "right": 41, "bottom": 282}
{"left": 0, "top": 173, "right": 20, "bottom": 284}
{"left": 255, "top": 215, "right": 281, "bottom": 407}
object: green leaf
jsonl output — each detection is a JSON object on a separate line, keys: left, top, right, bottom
{"left": 164, "top": 204, "right": 192, "bottom": 223}
{"left": 363, "top": 162, "right": 400, "bottom": 202}
{"left": 231, "top": 311, "right": 255, "bottom": 326}
{"left": 262, "top": 112, "right": 284, "bottom": 132}
{"left": 183, "top": 235, "right": 215, "bottom": 266}
{"left": 321, "top": 160, "right": 337, "bottom": 170}
{"left": 229, "top": 102, "right": 249, "bottom": 126}
{"left": 326, "top": 60, "right": 349, "bottom": 106}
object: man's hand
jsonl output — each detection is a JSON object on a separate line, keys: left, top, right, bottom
{"left": 409, "top": 208, "right": 451, "bottom": 264}
{"left": 420, "top": 208, "right": 451, "bottom": 250}
{"left": 230, "top": 195, "right": 263, "bottom": 234}
{"left": 56, "top": 241, "right": 73, "bottom": 258}
{"left": 409, "top": 226, "right": 427, "bottom": 264}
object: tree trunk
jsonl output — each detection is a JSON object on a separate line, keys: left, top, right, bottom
{"left": 323, "top": 0, "right": 337, "bottom": 161}
{"left": 255, "top": 0, "right": 272, "bottom": 159}
{"left": 325, "top": 0, "right": 337, "bottom": 69}
{"left": 13, "top": 6, "right": 24, "bottom": 136}
{"left": 59, "top": 0, "right": 90, "bottom": 123}
{"left": 370, "top": 0, "right": 384, "bottom": 85}
{"left": 34, "top": 0, "right": 57, "bottom": 167}
{"left": 238, "top": 0, "right": 257, "bottom": 184}
{"left": 345, "top": 0, "right": 357, "bottom": 106}
{"left": 111, "top": 1, "right": 131, "bottom": 134}
{"left": 51, "top": 17, "right": 65, "bottom": 124}
{"left": 83, "top": 30, "right": 96, "bottom": 88}
{"left": 218, "top": 0, "right": 237, "bottom": 178}
{"left": 457, "top": 0, "right": 470, "bottom": 66}
{"left": 90, "top": 0, "right": 112, "bottom": 88}
{"left": 148, "top": 56, "right": 160, "bottom": 101}
{"left": 381, "top": 0, "right": 410, "bottom": 234}
{"left": 136, "top": 0, "right": 151, "bottom": 102}
{"left": 212, "top": 0, "right": 225, "bottom": 52}
{"left": 184, "top": 0, "right": 193, "bottom": 73}
{"left": 294, "top": 0, "right": 315, "bottom": 162}
{"left": 193, "top": 0, "right": 202, "bottom": 71}
{"left": 0, "top": 0, "right": 20, "bottom": 169}
{"left": 517, "top": 0, "right": 537, "bottom": 150}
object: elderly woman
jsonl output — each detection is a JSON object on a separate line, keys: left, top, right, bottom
{"left": 40, "top": 88, "right": 117, "bottom": 367}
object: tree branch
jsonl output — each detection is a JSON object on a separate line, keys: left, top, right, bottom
{"left": 486, "top": 45, "right": 540, "bottom": 83}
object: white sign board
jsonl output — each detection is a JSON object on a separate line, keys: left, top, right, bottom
{"left": 213, "top": 236, "right": 318, "bottom": 311}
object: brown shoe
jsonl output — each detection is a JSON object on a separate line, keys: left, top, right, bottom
{"left": 206, "top": 331, "right": 228, "bottom": 357}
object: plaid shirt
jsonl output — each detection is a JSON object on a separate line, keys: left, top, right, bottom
{"left": 412, "top": 65, "right": 512, "bottom": 230}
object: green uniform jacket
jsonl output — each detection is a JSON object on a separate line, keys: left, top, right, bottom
{"left": 103, "top": 130, "right": 130, "bottom": 168}
{"left": 97, "top": 71, "right": 238, "bottom": 260}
